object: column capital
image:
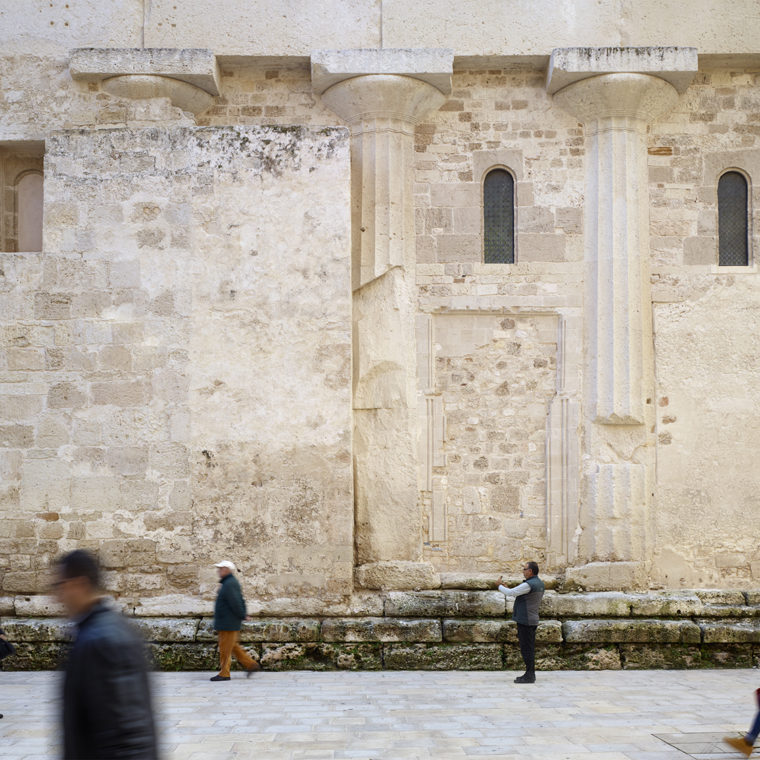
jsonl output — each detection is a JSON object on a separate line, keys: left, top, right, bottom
{"left": 553, "top": 72, "right": 679, "bottom": 126}
{"left": 311, "top": 48, "right": 453, "bottom": 96}
{"left": 69, "top": 48, "right": 220, "bottom": 116}
{"left": 319, "top": 74, "right": 448, "bottom": 128}
{"left": 312, "top": 49, "right": 453, "bottom": 127}
{"left": 546, "top": 46, "right": 698, "bottom": 95}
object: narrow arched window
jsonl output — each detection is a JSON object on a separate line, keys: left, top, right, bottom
{"left": 483, "top": 168, "right": 515, "bottom": 264}
{"left": 718, "top": 170, "right": 749, "bottom": 266}
{"left": 16, "top": 171, "right": 43, "bottom": 252}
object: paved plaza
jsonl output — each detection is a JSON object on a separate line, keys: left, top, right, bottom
{"left": 1, "top": 668, "right": 758, "bottom": 759}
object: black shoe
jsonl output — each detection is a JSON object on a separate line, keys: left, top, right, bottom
{"left": 246, "top": 662, "right": 261, "bottom": 679}
{"left": 514, "top": 673, "right": 536, "bottom": 684}
{"left": 209, "top": 675, "right": 231, "bottom": 682}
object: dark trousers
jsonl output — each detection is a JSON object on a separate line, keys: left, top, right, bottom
{"left": 516, "top": 623, "right": 537, "bottom": 674}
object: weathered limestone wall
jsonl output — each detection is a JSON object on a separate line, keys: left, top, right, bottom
{"left": 412, "top": 68, "right": 584, "bottom": 574}
{"left": 649, "top": 67, "right": 760, "bottom": 588}
{"left": 0, "top": 124, "right": 353, "bottom": 602}
{"left": 418, "top": 313, "right": 558, "bottom": 571}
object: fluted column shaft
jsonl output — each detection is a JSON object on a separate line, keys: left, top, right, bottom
{"left": 555, "top": 73, "right": 678, "bottom": 585}
{"left": 320, "top": 74, "right": 446, "bottom": 574}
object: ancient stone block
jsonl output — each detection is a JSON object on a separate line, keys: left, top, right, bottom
{"left": 6, "top": 348, "right": 45, "bottom": 371}
{"left": 106, "top": 447, "right": 148, "bottom": 476}
{"left": 0, "top": 642, "right": 68, "bottom": 671}
{"left": 132, "top": 594, "right": 212, "bottom": 617}
{"left": 2, "top": 572, "right": 45, "bottom": 594}
{"left": 261, "top": 643, "right": 382, "bottom": 671}
{"left": 148, "top": 643, "right": 219, "bottom": 671}
{"left": 321, "top": 617, "right": 441, "bottom": 643}
{"left": 47, "top": 382, "right": 86, "bottom": 409}
{"left": 439, "top": 573, "right": 495, "bottom": 590}
{"left": 443, "top": 619, "right": 562, "bottom": 644}
{"left": 0, "top": 425, "right": 34, "bottom": 448}
{"left": 628, "top": 593, "right": 704, "bottom": 617}
{"left": 131, "top": 617, "right": 199, "bottom": 642}
{"left": 700, "top": 644, "right": 754, "bottom": 668}
{"left": 0, "top": 617, "right": 70, "bottom": 642}
{"left": 99, "top": 538, "right": 157, "bottom": 569}
{"left": 384, "top": 591, "right": 505, "bottom": 618}
{"left": 620, "top": 644, "right": 704, "bottom": 669}
{"left": 355, "top": 561, "right": 440, "bottom": 591}
{"left": 34, "top": 293, "right": 71, "bottom": 320}
{"left": 383, "top": 643, "right": 503, "bottom": 670}
{"left": 503, "top": 643, "right": 622, "bottom": 671}
{"left": 91, "top": 380, "right": 149, "bottom": 407}
{"left": 197, "top": 617, "right": 321, "bottom": 643}
{"left": 13, "top": 595, "right": 65, "bottom": 617}
{"left": 563, "top": 619, "right": 701, "bottom": 644}
{"left": 695, "top": 590, "right": 747, "bottom": 606}
{"left": 542, "top": 592, "right": 634, "bottom": 617}
{"left": 699, "top": 620, "right": 760, "bottom": 643}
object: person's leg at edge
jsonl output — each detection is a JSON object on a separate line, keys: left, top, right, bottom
{"left": 724, "top": 708, "right": 759, "bottom": 756}
{"left": 231, "top": 632, "right": 259, "bottom": 673}
{"left": 215, "top": 630, "right": 234, "bottom": 679}
{"left": 747, "top": 709, "right": 760, "bottom": 745}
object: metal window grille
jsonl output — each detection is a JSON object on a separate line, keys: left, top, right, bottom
{"left": 483, "top": 169, "right": 515, "bottom": 264}
{"left": 718, "top": 171, "right": 749, "bottom": 266}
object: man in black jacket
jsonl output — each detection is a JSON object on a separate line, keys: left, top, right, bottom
{"left": 53, "top": 550, "right": 158, "bottom": 760}
{"left": 211, "top": 560, "right": 260, "bottom": 681}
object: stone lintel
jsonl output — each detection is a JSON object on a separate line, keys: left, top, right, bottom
{"left": 546, "top": 46, "right": 698, "bottom": 95}
{"left": 311, "top": 48, "right": 454, "bottom": 95}
{"left": 0, "top": 137, "right": 45, "bottom": 155}
{"left": 69, "top": 48, "right": 221, "bottom": 95}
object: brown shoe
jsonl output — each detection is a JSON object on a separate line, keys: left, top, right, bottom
{"left": 246, "top": 661, "right": 261, "bottom": 678}
{"left": 724, "top": 736, "right": 753, "bottom": 757}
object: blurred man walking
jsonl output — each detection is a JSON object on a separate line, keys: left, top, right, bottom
{"left": 53, "top": 549, "right": 158, "bottom": 759}
{"left": 210, "top": 560, "right": 260, "bottom": 681}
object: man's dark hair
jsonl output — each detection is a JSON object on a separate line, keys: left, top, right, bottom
{"left": 56, "top": 549, "right": 101, "bottom": 588}
{"left": 527, "top": 561, "right": 539, "bottom": 576}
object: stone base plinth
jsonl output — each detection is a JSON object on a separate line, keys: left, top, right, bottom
{"left": 2, "top": 588, "right": 759, "bottom": 671}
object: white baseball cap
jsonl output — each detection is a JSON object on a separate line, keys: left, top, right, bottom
{"left": 213, "top": 560, "right": 236, "bottom": 572}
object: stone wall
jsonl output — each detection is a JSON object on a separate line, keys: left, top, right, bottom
{"left": 0, "top": 124, "right": 353, "bottom": 602}
{"left": 413, "top": 68, "right": 584, "bottom": 266}
{"left": 648, "top": 67, "right": 760, "bottom": 587}
{"left": 3, "top": 588, "right": 760, "bottom": 671}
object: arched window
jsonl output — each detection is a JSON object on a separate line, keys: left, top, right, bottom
{"left": 16, "top": 171, "right": 43, "bottom": 252}
{"left": 483, "top": 168, "right": 515, "bottom": 264}
{"left": 718, "top": 170, "right": 749, "bottom": 266}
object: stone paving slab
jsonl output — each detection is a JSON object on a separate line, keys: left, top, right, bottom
{"left": 0, "top": 669, "right": 758, "bottom": 759}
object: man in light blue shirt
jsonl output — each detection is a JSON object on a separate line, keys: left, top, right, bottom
{"left": 497, "top": 561, "right": 545, "bottom": 683}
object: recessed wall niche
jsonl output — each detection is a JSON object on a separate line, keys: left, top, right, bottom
{"left": 0, "top": 141, "right": 44, "bottom": 252}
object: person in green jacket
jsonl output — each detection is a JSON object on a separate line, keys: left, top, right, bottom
{"left": 210, "top": 560, "right": 261, "bottom": 682}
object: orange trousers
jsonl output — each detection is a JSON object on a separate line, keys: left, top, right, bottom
{"left": 217, "top": 630, "right": 256, "bottom": 678}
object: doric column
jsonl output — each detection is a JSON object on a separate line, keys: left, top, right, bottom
{"left": 549, "top": 48, "right": 697, "bottom": 589}
{"left": 312, "top": 50, "right": 453, "bottom": 590}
